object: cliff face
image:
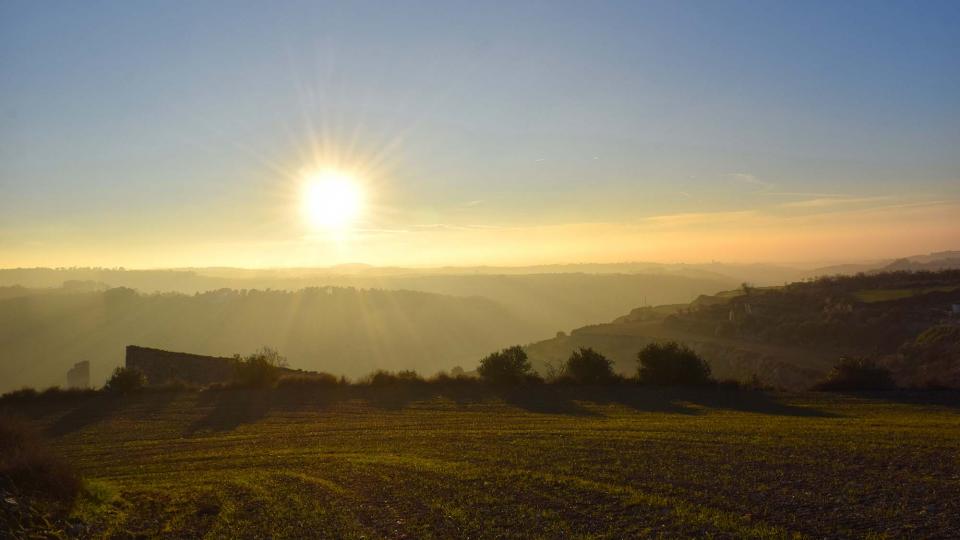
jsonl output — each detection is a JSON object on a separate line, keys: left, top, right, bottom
{"left": 125, "top": 345, "right": 236, "bottom": 386}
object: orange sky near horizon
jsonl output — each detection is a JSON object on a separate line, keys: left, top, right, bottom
{"left": 3, "top": 197, "right": 957, "bottom": 269}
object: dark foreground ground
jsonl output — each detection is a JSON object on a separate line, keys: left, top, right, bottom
{"left": 3, "top": 386, "right": 960, "bottom": 538}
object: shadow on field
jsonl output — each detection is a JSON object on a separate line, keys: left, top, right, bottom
{"left": 682, "top": 387, "right": 837, "bottom": 417}
{"left": 4, "top": 384, "right": 841, "bottom": 438}
{"left": 360, "top": 385, "right": 602, "bottom": 415}
{"left": 498, "top": 387, "right": 603, "bottom": 416}
{"left": 185, "top": 389, "right": 274, "bottom": 435}
{"left": 826, "top": 389, "right": 960, "bottom": 409}
{"left": 45, "top": 391, "right": 183, "bottom": 436}
{"left": 492, "top": 386, "right": 834, "bottom": 417}
{"left": 179, "top": 384, "right": 834, "bottom": 434}
{"left": 45, "top": 396, "right": 123, "bottom": 436}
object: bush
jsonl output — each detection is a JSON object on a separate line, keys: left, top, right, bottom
{"left": 39, "top": 386, "right": 98, "bottom": 400}
{"left": 0, "top": 388, "right": 38, "bottom": 402}
{"left": 637, "top": 342, "right": 713, "bottom": 385}
{"left": 103, "top": 367, "right": 145, "bottom": 394}
{"left": 276, "top": 372, "right": 341, "bottom": 390}
{"left": 477, "top": 345, "right": 535, "bottom": 385}
{"left": 361, "top": 370, "right": 425, "bottom": 386}
{"left": 428, "top": 371, "right": 479, "bottom": 386}
{"left": 813, "top": 356, "right": 896, "bottom": 391}
{"left": 563, "top": 347, "right": 616, "bottom": 384}
{"left": 0, "top": 415, "right": 81, "bottom": 503}
{"left": 233, "top": 347, "right": 287, "bottom": 388}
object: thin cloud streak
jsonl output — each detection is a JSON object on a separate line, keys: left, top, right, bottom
{"left": 778, "top": 196, "right": 894, "bottom": 209}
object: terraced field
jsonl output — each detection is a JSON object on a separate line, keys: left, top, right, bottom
{"left": 5, "top": 387, "right": 960, "bottom": 538}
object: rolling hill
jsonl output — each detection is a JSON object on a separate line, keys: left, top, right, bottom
{"left": 526, "top": 270, "right": 960, "bottom": 389}
{"left": 0, "top": 286, "right": 535, "bottom": 392}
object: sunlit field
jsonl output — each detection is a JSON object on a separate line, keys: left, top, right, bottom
{"left": 6, "top": 388, "right": 959, "bottom": 538}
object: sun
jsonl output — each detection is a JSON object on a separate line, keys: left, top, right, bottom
{"left": 301, "top": 170, "right": 364, "bottom": 232}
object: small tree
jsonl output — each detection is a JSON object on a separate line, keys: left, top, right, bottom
{"left": 564, "top": 347, "right": 615, "bottom": 384}
{"left": 234, "top": 347, "right": 287, "bottom": 388}
{"left": 813, "top": 356, "right": 896, "bottom": 391}
{"left": 637, "top": 342, "right": 712, "bottom": 385}
{"left": 103, "top": 367, "right": 145, "bottom": 394}
{"left": 477, "top": 345, "right": 533, "bottom": 384}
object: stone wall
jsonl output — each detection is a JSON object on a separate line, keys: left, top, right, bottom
{"left": 125, "top": 345, "right": 237, "bottom": 386}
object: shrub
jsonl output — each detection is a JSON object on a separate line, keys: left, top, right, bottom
{"left": 277, "top": 372, "right": 341, "bottom": 390}
{"left": 36, "top": 386, "right": 98, "bottom": 400}
{"left": 233, "top": 347, "right": 287, "bottom": 388}
{"left": 813, "top": 356, "right": 896, "bottom": 391}
{"left": 637, "top": 342, "right": 713, "bottom": 385}
{"left": 477, "top": 345, "right": 535, "bottom": 385}
{"left": 428, "top": 371, "right": 479, "bottom": 386}
{"left": 563, "top": 347, "right": 616, "bottom": 384}
{"left": 361, "top": 370, "right": 425, "bottom": 386}
{"left": 396, "top": 370, "right": 423, "bottom": 383}
{"left": 0, "top": 388, "right": 38, "bottom": 402}
{"left": 0, "top": 415, "right": 81, "bottom": 503}
{"left": 103, "top": 367, "right": 145, "bottom": 394}
{"left": 39, "top": 386, "right": 63, "bottom": 398}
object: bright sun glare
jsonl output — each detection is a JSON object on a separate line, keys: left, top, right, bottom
{"left": 301, "top": 170, "right": 364, "bottom": 232}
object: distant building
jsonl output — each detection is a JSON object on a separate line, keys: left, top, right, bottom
{"left": 66, "top": 361, "right": 90, "bottom": 389}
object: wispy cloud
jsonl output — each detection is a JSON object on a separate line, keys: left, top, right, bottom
{"left": 778, "top": 196, "right": 893, "bottom": 209}
{"left": 643, "top": 210, "right": 758, "bottom": 228}
{"left": 723, "top": 172, "right": 774, "bottom": 191}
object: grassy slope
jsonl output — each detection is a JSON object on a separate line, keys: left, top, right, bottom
{"left": 5, "top": 388, "right": 960, "bottom": 539}
{"left": 527, "top": 320, "right": 839, "bottom": 389}
{"left": 529, "top": 275, "right": 960, "bottom": 389}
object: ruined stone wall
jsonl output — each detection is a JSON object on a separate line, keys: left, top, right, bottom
{"left": 125, "top": 345, "right": 237, "bottom": 386}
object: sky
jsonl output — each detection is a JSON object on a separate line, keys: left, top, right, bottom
{"left": 1, "top": 0, "right": 958, "bottom": 268}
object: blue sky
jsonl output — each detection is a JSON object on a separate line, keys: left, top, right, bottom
{"left": 1, "top": 1, "right": 958, "bottom": 267}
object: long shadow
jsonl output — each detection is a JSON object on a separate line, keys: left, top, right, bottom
{"left": 45, "top": 390, "right": 185, "bottom": 436}
{"left": 358, "top": 384, "right": 602, "bottom": 416}
{"left": 46, "top": 395, "right": 124, "bottom": 436}
{"left": 682, "top": 387, "right": 839, "bottom": 417}
{"left": 361, "top": 385, "right": 429, "bottom": 411}
{"left": 482, "top": 385, "right": 838, "bottom": 417}
{"left": 185, "top": 388, "right": 274, "bottom": 435}
{"left": 572, "top": 386, "right": 702, "bottom": 415}
{"left": 827, "top": 389, "right": 960, "bottom": 410}
{"left": 179, "top": 382, "right": 845, "bottom": 436}
{"left": 496, "top": 386, "right": 602, "bottom": 416}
